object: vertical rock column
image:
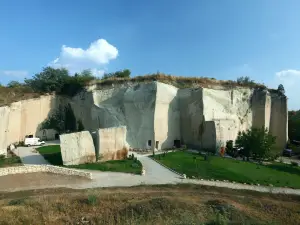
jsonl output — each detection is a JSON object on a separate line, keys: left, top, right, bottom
{"left": 269, "top": 93, "right": 288, "bottom": 153}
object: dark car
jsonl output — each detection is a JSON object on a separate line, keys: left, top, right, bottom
{"left": 282, "top": 149, "right": 293, "bottom": 157}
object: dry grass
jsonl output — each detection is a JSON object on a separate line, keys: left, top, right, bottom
{"left": 92, "top": 73, "right": 267, "bottom": 90}
{"left": 0, "top": 184, "right": 299, "bottom": 225}
{"left": 0, "top": 73, "right": 276, "bottom": 106}
{"left": 0, "top": 86, "right": 42, "bottom": 107}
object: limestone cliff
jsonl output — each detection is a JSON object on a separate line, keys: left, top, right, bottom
{"left": 0, "top": 81, "right": 288, "bottom": 155}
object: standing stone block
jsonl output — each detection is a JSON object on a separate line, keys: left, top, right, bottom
{"left": 60, "top": 131, "right": 96, "bottom": 165}
{"left": 94, "top": 126, "right": 128, "bottom": 161}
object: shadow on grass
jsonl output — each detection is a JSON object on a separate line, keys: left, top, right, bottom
{"left": 267, "top": 163, "right": 300, "bottom": 176}
{"left": 41, "top": 152, "right": 63, "bottom": 166}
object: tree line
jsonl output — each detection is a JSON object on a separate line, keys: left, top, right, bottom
{"left": 3, "top": 67, "right": 131, "bottom": 97}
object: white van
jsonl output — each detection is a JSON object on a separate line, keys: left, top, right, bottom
{"left": 24, "top": 135, "right": 45, "bottom": 147}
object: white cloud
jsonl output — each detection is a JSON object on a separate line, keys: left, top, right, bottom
{"left": 49, "top": 39, "right": 118, "bottom": 76}
{"left": 275, "top": 69, "right": 300, "bottom": 110}
{"left": 1, "top": 70, "right": 28, "bottom": 77}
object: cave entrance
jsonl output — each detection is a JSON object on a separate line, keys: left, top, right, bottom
{"left": 174, "top": 140, "right": 181, "bottom": 148}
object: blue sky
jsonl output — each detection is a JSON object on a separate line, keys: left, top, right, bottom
{"left": 0, "top": 0, "right": 300, "bottom": 109}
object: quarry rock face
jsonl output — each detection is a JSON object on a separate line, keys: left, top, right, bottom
{"left": 59, "top": 131, "right": 96, "bottom": 165}
{"left": 0, "top": 81, "right": 289, "bottom": 155}
{"left": 93, "top": 126, "right": 128, "bottom": 161}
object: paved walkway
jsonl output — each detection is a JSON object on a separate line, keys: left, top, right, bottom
{"left": 7, "top": 146, "right": 300, "bottom": 195}
{"left": 12, "top": 146, "right": 50, "bottom": 165}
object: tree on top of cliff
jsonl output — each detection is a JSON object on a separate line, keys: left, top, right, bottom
{"left": 236, "top": 76, "right": 256, "bottom": 86}
{"left": 25, "top": 67, "right": 69, "bottom": 93}
{"left": 102, "top": 69, "right": 131, "bottom": 80}
{"left": 24, "top": 67, "right": 95, "bottom": 96}
{"left": 6, "top": 81, "right": 24, "bottom": 88}
{"left": 277, "top": 84, "right": 285, "bottom": 95}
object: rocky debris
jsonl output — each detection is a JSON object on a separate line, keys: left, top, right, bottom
{"left": 9, "top": 144, "right": 15, "bottom": 151}
{"left": 60, "top": 131, "right": 96, "bottom": 166}
{"left": 141, "top": 168, "right": 146, "bottom": 176}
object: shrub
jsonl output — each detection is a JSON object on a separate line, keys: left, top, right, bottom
{"left": 225, "top": 140, "right": 237, "bottom": 157}
{"left": 87, "top": 194, "right": 98, "bottom": 205}
{"left": 236, "top": 76, "right": 256, "bottom": 87}
{"left": 41, "top": 103, "right": 77, "bottom": 134}
{"left": 0, "top": 154, "right": 5, "bottom": 160}
{"left": 102, "top": 69, "right": 131, "bottom": 80}
{"left": 8, "top": 198, "right": 27, "bottom": 206}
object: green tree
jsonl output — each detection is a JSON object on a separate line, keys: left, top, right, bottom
{"left": 235, "top": 127, "right": 276, "bottom": 162}
{"left": 41, "top": 104, "right": 77, "bottom": 134}
{"left": 24, "top": 67, "right": 69, "bottom": 93}
{"left": 59, "top": 69, "right": 95, "bottom": 97}
{"left": 7, "top": 81, "right": 23, "bottom": 88}
{"left": 80, "top": 69, "right": 94, "bottom": 77}
{"left": 289, "top": 110, "right": 300, "bottom": 141}
{"left": 41, "top": 104, "right": 66, "bottom": 134}
{"left": 236, "top": 76, "right": 255, "bottom": 86}
{"left": 277, "top": 84, "right": 285, "bottom": 95}
{"left": 102, "top": 69, "right": 131, "bottom": 80}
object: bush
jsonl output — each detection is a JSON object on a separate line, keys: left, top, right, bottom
{"left": 225, "top": 140, "right": 237, "bottom": 157}
{"left": 41, "top": 103, "right": 77, "bottom": 134}
{"left": 102, "top": 69, "right": 131, "bottom": 80}
{"left": 235, "top": 127, "right": 276, "bottom": 162}
{"left": 8, "top": 198, "right": 27, "bottom": 206}
{"left": 87, "top": 194, "right": 98, "bottom": 205}
{"left": 236, "top": 76, "right": 256, "bottom": 87}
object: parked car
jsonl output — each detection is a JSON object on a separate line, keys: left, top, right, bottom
{"left": 282, "top": 149, "right": 293, "bottom": 157}
{"left": 24, "top": 136, "right": 45, "bottom": 147}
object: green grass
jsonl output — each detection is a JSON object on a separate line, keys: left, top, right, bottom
{"left": 68, "top": 160, "right": 142, "bottom": 174}
{"left": 36, "top": 145, "right": 63, "bottom": 165}
{"left": 152, "top": 151, "right": 300, "bottom": 188}
{"left": 0, "top": 155, "right": 22, "bottom": 168}
{"left": 37, "top": 145, "right": 142, "bottom": 174}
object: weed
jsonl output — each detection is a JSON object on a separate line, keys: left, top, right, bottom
{"left": 87, "top": 194, "right": 98, "bottom": 205}
{"left": 8, "top": 198, "right": 27, "bottom": 206}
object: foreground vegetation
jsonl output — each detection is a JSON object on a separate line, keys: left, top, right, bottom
{"left": 152, "top": 151, "right": 300, "bottom": 188}
{"left": 0, "top": 153, "right": 22, "bottom": 168}
{"left": 0, "top": 184, "right": 299, "bottom": 224}
{"left": 36, "top": 145, "right": 142, "bottom": 174}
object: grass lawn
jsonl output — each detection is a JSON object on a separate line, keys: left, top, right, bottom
{"left": 68, "top": 160, "right": 142, "bottom": 174}
{"left": 37, "top": 145, "right": 142, "bottom": 174}
{"left": 152, "top": 151, "right": 300, "bottom": 188}
{"left": 0, "top": 155, "right": 22, "bottom": 168}
{"left": 36, "top": 145, "right": 63, "bottom": 166}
